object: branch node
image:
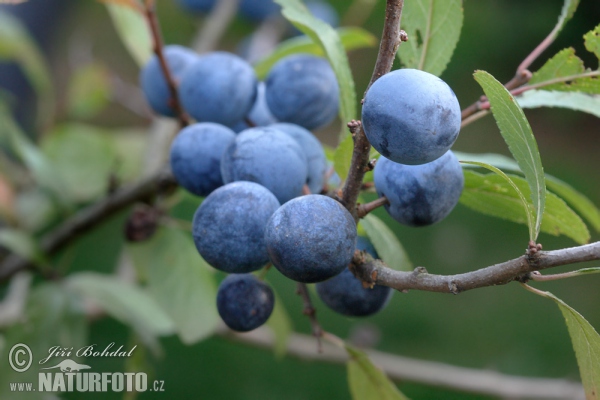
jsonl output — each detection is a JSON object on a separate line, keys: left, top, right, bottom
{"left": 399, "top": 29, "right": 408, "bottom": 42}
{"left": 448, "top": 281, "right": 460, "bottom": 295}
{"left": 412, "top": 266, "right": 428, "bottom": 275}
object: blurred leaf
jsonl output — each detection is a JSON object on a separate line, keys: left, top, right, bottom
{"left": 461, "top": 171, "right": 589, "bottom": 244}
{"left": 15, "top": 188, "right": 56, "bottom": 232}
{"left": 461, "top": 161, "right": 534, "bottom": 240}
{"left": 524, "top": 287, "right": 599, "bottom": 400}
{"left": 0, "top": 10, "right": 54, "bottom": 128}
{"left": 517, "top": 90, "right": 600, "bottom": 118}
{"left": 0, "top": 102, "right": 69, "bottom": 205}
{"left": 546, "top": 177, "right": 600, "bottom": 233}
{"left": 529, "top": 47, "right": 600, "bottom": 94}
{"left": 0, "top": 228, "right": 45, "bottom": 264}
{"left": 361, "top": 214, "right": 412, "bottom": 271}
{"left": 41, "top": 123, "right": 118, "bottom": 202}
{"left": 105, "top": 2, "right": 152, "bottom": 67}
{"left": 67, "top": 272, "right": 175, "bottom": 353}
{"left": 254, "top": 27, "right": 376, "bottom": 79}
{"left": 333, "top": 133, "right": 354, "bottom": 182}
{"left": 398, "top": 0, "right": 463, "bottom": 77}
{"left": 474, "top": 70, "right": 546, "bottom": 241}
{"left": 346, "top": 345, "right": 409, "bottom": 400}
{"left": 0, "top": 282, "right": 87, "bottom": 400}
{"left": 457, "top": 152, "right": 600, "bottom": 233}
{"left": 127, "top": 227, "right": 219, "bottom": 345}
{"left": 584, "top": 24, "right": 600, "bottom": 61}
{"left": 112, "top": 128, "right": 148, "bottom": 183}
{"left": 67, "top": 63, "right": 112, "bottom": 119}
{"left": 265, "top": 286, "right": 293, "bottom": 358}
{"left": 276, "top": 0, "right": 357, "bottom": 141}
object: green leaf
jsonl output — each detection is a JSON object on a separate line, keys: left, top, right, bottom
{"left": 360, "top": 214, "right": 412, "bottom": 271}
{"left": 518, "top": 90, "right": 600, "bottom": 118}
{"left": 254, "top": 27, "right": 376, "bottom": 79}
{"left": 275, "top": 0, "right": 357, "bottom": 141}
{"left": 0, "top": 281, "right": 88, "bottom": 400}
{"left": 461, "top": 171, "right": 589, "bottom": 244}
{"left": 529, "top": 47, "right": 600, "bottom": 94}
{"left": 0, "top": 228, "right": 45, "bottom": 264}
{"left": 584, "top": 23, "right": 600, "bottom": 61}
{"left": 546, "top": 176, "right": 600, "bottom": 234}
{"left": 105, "top": 2, "right": 152, "bottom": 67}
{"left": 457, "top": 152, "right": 600, "bottom": 233}
{"left": 346, "top": 345, "right": 409, "bottom": 400}
{"left": 524, "top": 287, "right": 600, "bottom": 400}
{"left": 265, "top": 286, "right": 293, "bottom": 358}
{"left": 461, "top": 161, "right": 534, "bottom": 239}
{"left": 127, "top": 227, "right": 220, "bottom": 345}
{"left": 0, "top": 10, "right": 54, "bottom": 128}
{"left": 67, "top": 63, "right": 112, "bottom": 119}
{"left": 530, "top": 48, "right": 584, "bottom": 86}
{"left": 474, "top": 70, "right": 546, "bottom": 240}
{"left": 397, "top": 0, "right": 463, "bottom": 76}
{"left": 333, "top": 133, "right": 354, "bottom": 182}
{"left": 41, "top": 123, "right": 118, "bottom": 202}
{"left": 552, "top": 0, "right": 580, "bottom": 37}
{"left": 0, "top": 102, "right": 69, "bottom": 205}
{"left": 67, "top": 272, "right": 175, "bottom": 352}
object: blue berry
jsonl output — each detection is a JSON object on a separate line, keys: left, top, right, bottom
{"left": 265, "top": 195, "right": 357, "bottom": 283}
{"left": 362, "top": 69, "right": 461, "bottom": 165}
{"left": 217, "top": 274, "right": 274, "bottom": 332}
{"left": 265, "top": 54, "right": 339, "bottom": 130}
{"left": 170, "top": 123, "right": 236, "bottom": 197}
{"left": 270, "top": 123, "right": 327, "bottom": 194}
{"left": 140, "top": 45, "right": 198, "bottom": 117}
{"left": 373, "top": 151, "right": 464, "bottom": 227}
{"left": 193, "top": 181, "right": 280, "bottom": 273}
{"left": 179, "top": 52, "right": 257, "bottom": 127}
{"left": 221, "top": 127, "right": 308, "bottom": 204}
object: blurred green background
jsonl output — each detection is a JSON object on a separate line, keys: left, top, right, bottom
{"left": 1, "top": 0, "right": 599, "bottom": 399}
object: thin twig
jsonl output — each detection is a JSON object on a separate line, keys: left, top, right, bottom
{"left": 0, "top": 168, "right": 177, "bottom": 282}
{"left": 351, "top": 242, "right": 600, "bottom": 294}
{"left": 529, "top": 267, "right": 600, "bottom": 282}
{"left": 461, "top": 70, "right": 600, "bottom": 128}
{"left": 144, "top": 1, "right": 190, "bottom": 128}
{"left": 341, "top": 0, "right": 404, "bottom": 220}
{"left": 296, "top": 282, "right": 323, "bottom": 352}
{"left": 356, "top": 196, "right": 389, "bottom": 218}
{"left": 221, "top": 326, "right": 584, "bottom": 400}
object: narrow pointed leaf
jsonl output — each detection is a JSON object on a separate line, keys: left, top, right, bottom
{"left": 275, "top": 0, "right": 357, "bottom": 141}
{"left": 457, "top": 152, "right": 600, "bottom": 233}
{"left": 254, "top": 27, "right": 376, "bottom": 79}
{"left": 105, "top": 2, "right": 152, "bottom": 67}
{"left": 346, "top": 345, "right": 409, "bottom": 400}
{"left": 398, "top": 0, "right": 463, "bottom": 76}
{"left": 360, "top": 214, "right": 412, "bottom": 271}
{"left": 524, "top": 287, "right": 600, "bottom": 400}
{"left": 474, "top": 70, "right": 546, "bottom": 240}
{"left": 461, "top": 161, "right": 534, "bottom": 239}
{"left": 461, "top": 171, "right": 589, "bottom": 244}
{"left": 518, "top": 90, "right": 600, "bottom": 118}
